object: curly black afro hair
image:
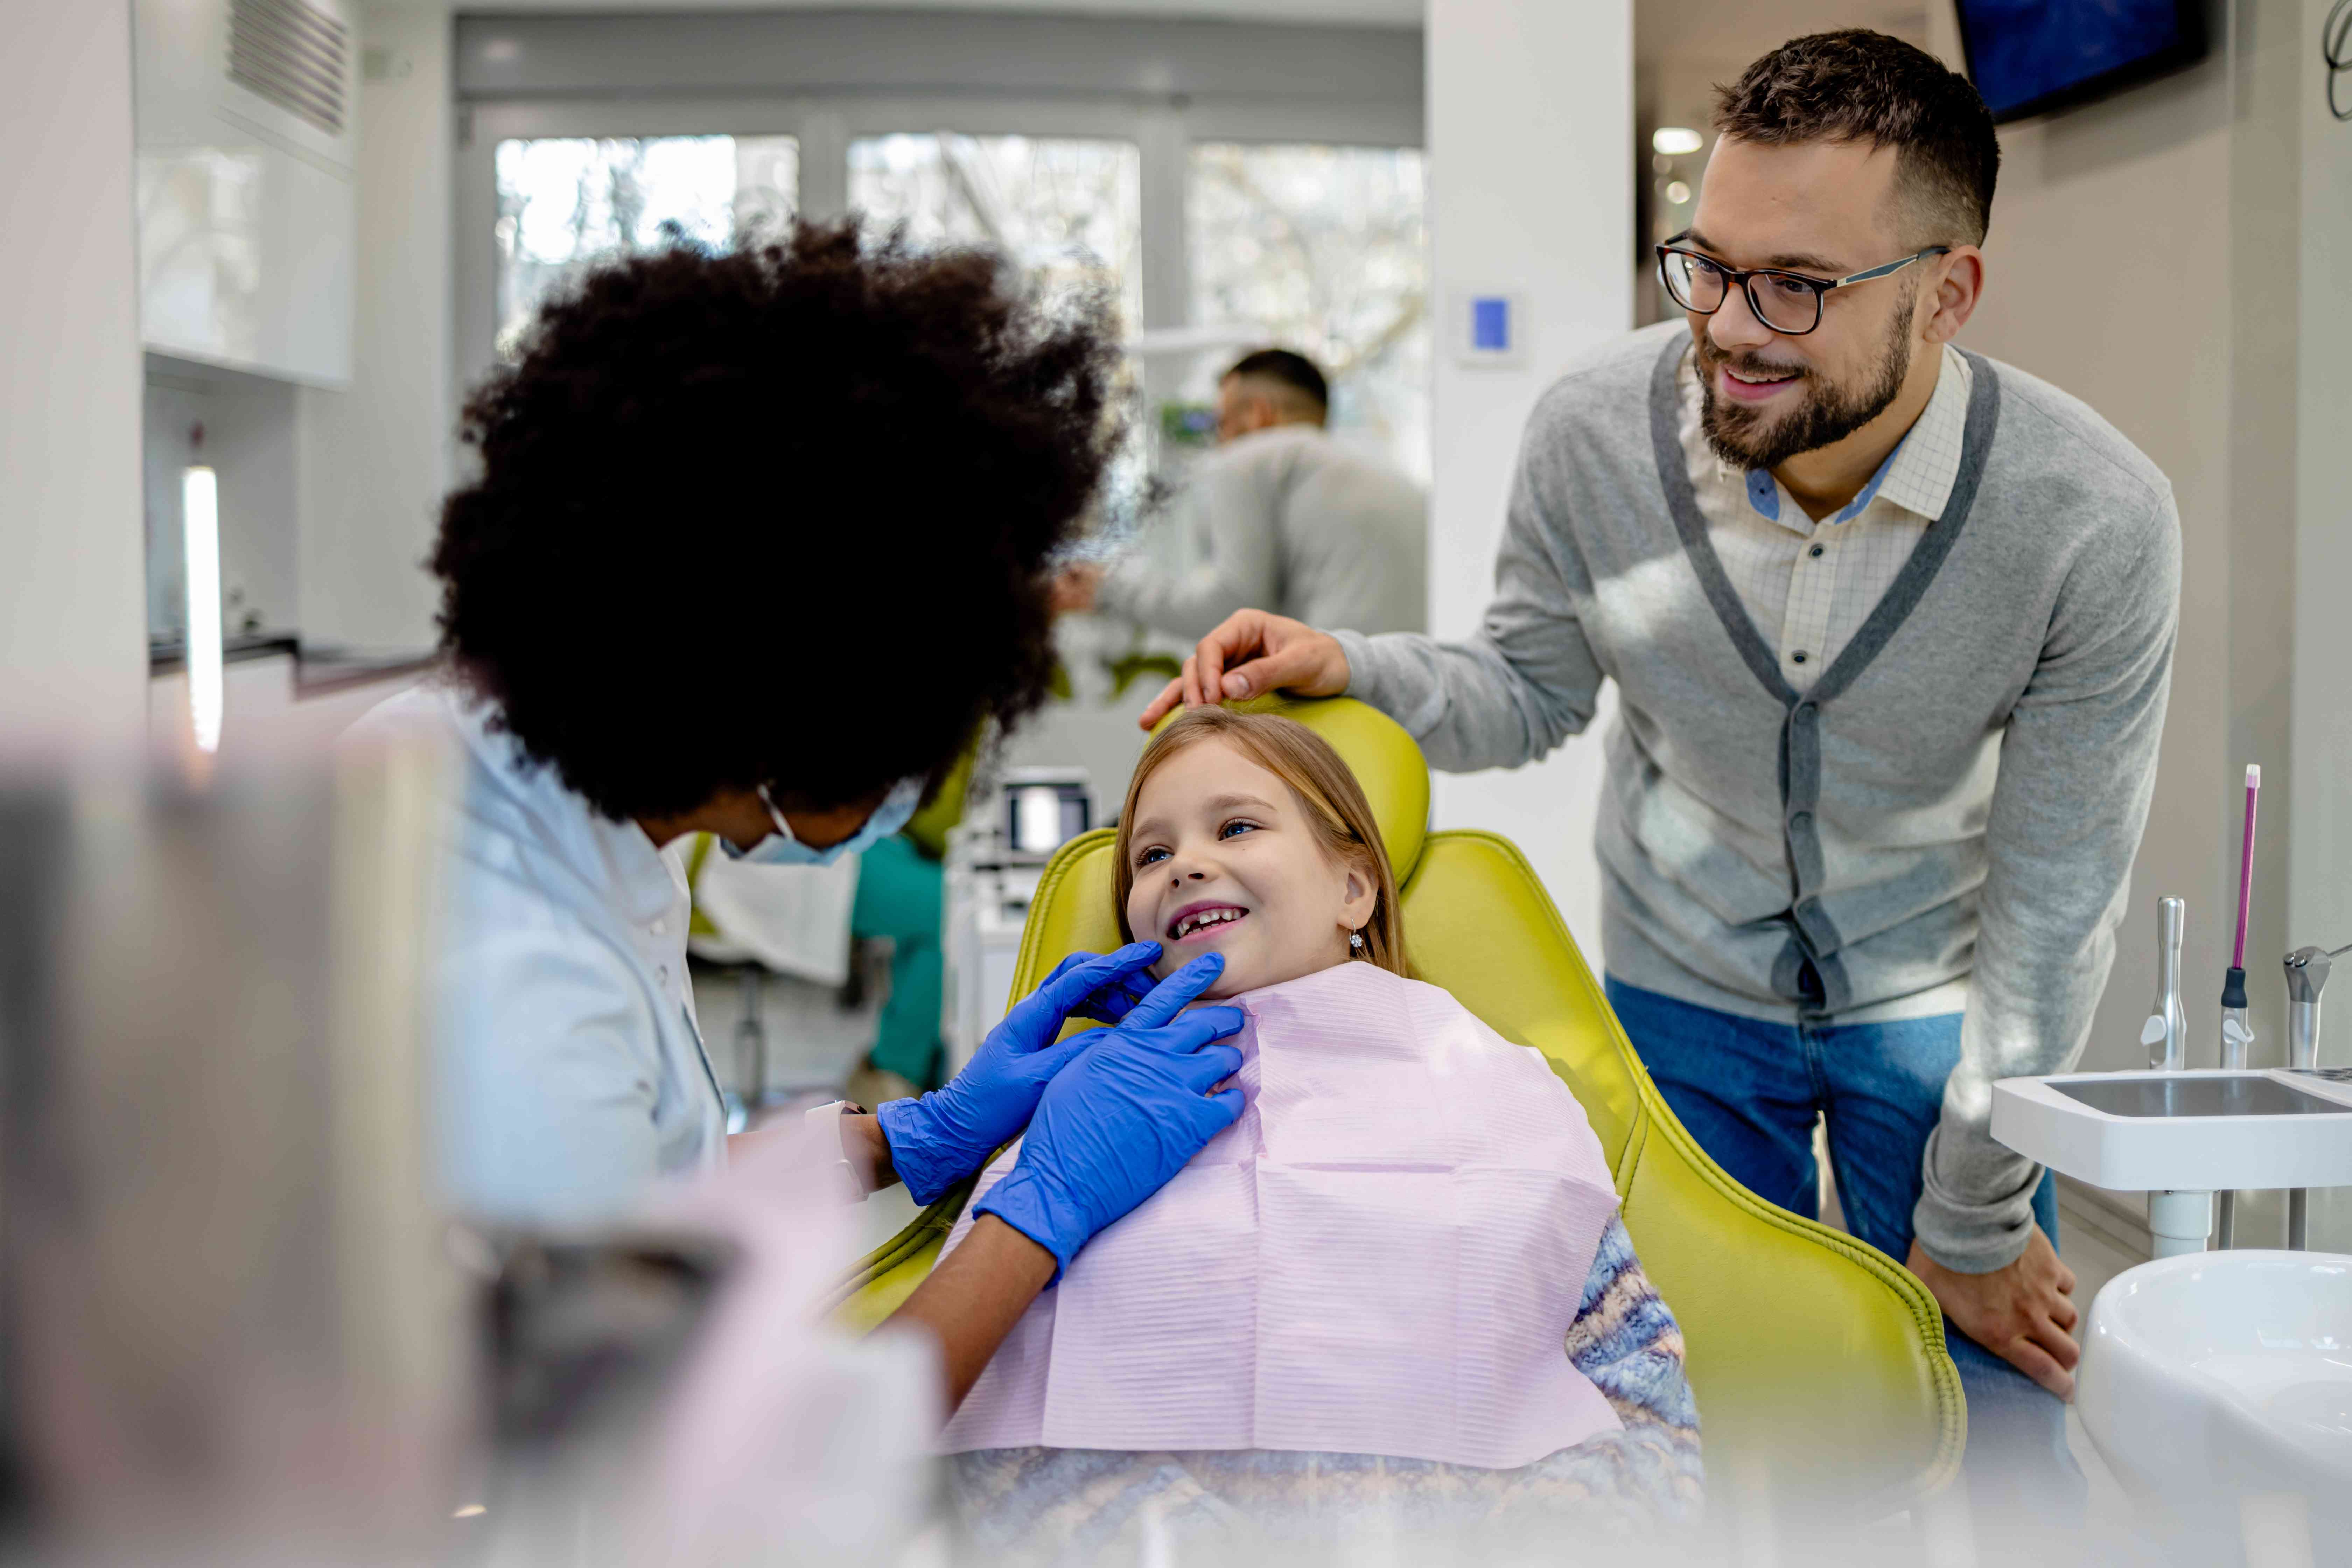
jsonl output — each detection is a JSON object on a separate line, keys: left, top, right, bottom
{"left": 431, "top": 219, "right": 1120, "bottom": 823}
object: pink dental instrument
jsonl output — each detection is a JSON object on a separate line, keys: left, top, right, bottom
{"left": 2216, "top": 764, "right": 2260, "bottom": 1247}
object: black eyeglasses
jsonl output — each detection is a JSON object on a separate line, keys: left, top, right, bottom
{"left": 1655, "top": 243, "right": 1951, "bottom": 336}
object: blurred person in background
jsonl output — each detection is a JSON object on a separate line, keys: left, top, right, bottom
{"left": 1058, "top": 347, "right": 1427, "bottom": 637}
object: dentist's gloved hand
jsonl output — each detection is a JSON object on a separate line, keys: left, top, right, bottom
{"left": 973, "top": 953, "right": 1245, "bottom": 1281}
{"left": 878, "top": 941, "right": 1166, "bottom": 1204}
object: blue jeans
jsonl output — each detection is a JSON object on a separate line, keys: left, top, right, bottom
{"left": 1604, "top": 977, "right": 2085, "bottom": 1524}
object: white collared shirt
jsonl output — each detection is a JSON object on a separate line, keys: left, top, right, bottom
{"left": 365, "top": 685, "right": 726, "bottom": 1226}
{"left": 1676, "top": 343, "right": 1972, "bottom": 691}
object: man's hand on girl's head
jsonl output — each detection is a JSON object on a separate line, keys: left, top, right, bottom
{"left": 1137, "top": 609, "right": 1352, "bottom": 729}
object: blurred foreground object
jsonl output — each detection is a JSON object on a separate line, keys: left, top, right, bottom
{"left": 0, "top": 719, "right": 468, "bottom": 1560}
{"left": 0, "top": 712, "right": 938, "bottom": 1566}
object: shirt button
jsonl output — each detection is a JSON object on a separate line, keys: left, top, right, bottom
{"left": 1791, "top": 650, "right": 1810, "bottom": 665}
{"left": 1794, "top": 704, "right": 1818, "bottom": 726}
{"left": 657, "top": 964, "right": 672, "bottom": 987}
{"left": 1809, "top": 544, "right": 1826, "bottom": 559}
{"left": 1790, "top": 810, "right": 1813, "bottom": 833}
{"left": 651, "top": 918, "right": 667, "bottom": 936}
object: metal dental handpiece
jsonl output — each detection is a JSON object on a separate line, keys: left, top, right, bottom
{"left": 2283, "top": 941, "right": 2345, "bottom": 1069}
{"left": 2281, "top": 940, "right": 2349, "bottom": 1249}
{"left": 2142, "top": 896, "right": 2187, "bottom": 1071}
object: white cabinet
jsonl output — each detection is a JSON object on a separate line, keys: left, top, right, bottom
{"left": 134, "top": 0, "right": 356, "bottom": 386}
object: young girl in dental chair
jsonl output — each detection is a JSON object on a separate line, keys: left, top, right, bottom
{"left": 937, "top": 708, "right": 1702, "bottom": 1554}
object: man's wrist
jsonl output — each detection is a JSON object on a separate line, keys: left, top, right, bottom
{"left": 1324, "top": 629, "right": 1369, "bottom": 698}
{"left": 1912, "top": 1181, "right": 2038, "bottom": 1275}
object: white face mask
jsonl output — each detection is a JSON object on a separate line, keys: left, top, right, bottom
{"left": 727, "top": 775, "right": 925, "bottom": 868}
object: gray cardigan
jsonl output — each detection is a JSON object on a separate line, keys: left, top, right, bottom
{"left": 1335, "top": 323, "right": 2179, "bottom": 1272}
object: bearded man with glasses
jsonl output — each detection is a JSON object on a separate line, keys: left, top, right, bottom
{"left": 1141, "top": 29, "right": 2181, "bottom": 1524}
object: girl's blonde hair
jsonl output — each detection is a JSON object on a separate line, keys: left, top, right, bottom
{"left": 1111, "top": 707, "right": 1409, "bottom": 977}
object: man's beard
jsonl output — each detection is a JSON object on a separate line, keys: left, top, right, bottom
{"left": 1697, "top": 299, "right": 1913, "bottom": 472}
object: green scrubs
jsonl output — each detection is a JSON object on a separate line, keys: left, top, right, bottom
{"left": 850, "top": 833, "right": 947, "bottom": 1087}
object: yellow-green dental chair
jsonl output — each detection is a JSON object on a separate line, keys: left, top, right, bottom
{"left": 834, "top": 695, "right": 1965, "bottom": 1521}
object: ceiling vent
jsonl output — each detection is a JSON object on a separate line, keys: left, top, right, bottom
{"left": 227, "top": 0, "right": 349, "bottom": 136}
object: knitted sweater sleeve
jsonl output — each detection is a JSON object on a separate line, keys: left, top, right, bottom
{"left": 1914, "top": 478, "right": 2181, "bottom": 1273}
{"left": 1565, "top": 1215, "right": 1702, "bottom": 1443}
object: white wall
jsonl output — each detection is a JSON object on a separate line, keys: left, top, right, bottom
{"left": 1919, "top": 0, "right": 2349, "bottom": 1088}
{"left": 2281, "top": 0, "right": 2352, "bottom": 1246}
{"left": 143, "top": 360, "right": 303, "bottom": 643}
{"left": 1423, "top": 0, "right": 1632, "bottom": 952}
{"left": 1926, "top": 18, "right": 2247, "bottom": 1079}
{"left": 2287, "top": 0, "right": 2352, "bottom": 960}
{"left": 296, "top": 2, "right": 453, "bottom": 656}
{"left": 1916, "top": 0, "right": 2351, "bottom": 1245}
{"left": 0, "top": 4, "right": 150, "bottom": 752}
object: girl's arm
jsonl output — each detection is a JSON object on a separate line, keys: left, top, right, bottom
{"left": 1564, "top": 1216, "right": 1702, "bottom": 1440}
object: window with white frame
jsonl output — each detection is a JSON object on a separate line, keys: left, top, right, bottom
{"left": 846, "top": 133, "right": 1144, "bottom": 335}
{"left": 492, "top": 135, "right": 799, "bottom": 357}
{"left": 1188, "top": 142, "right": 1429, "bottom": 480}
{"left": 469, "top": 124, "right": 1428, "bottom": 483}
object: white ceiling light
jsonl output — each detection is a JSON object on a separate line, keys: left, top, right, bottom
{"left": 183, "top": 465, "right": 224, "bottom": 755}
{"left": 1652, "top": 127, "right": 1705, "bottom": 157}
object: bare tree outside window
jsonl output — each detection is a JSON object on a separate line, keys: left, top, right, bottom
{"left": 847, "top": 133, "right": 1144, "bottom": 336}
{"left": 492, "top": 136, "right": 800, "bottom": 359}
{"left": 849, "top": 133, "right": 1151, "bottom": 537}
{"left": 1188, "top": 143, "right": 1428, "bottom": 481}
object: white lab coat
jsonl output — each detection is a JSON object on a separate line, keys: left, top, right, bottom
{"left": 361, "top": 685, "right": 727, "bottom": 1226}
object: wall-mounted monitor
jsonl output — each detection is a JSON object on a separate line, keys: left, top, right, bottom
{"left": 1954, "top": 0, "right": 2207, "bottom": 124}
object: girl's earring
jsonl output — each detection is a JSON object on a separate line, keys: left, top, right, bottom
{"left": 1349, "top": 929, "right": 1367, "bottom": 956}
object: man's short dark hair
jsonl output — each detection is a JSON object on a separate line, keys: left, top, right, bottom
{"left": 430, "top": 220, "right": 1119, "bottom": 823}
{"left": 1713, "top": 30, "right": 2000, "bottom": 246}
{"left": 1223, "top": 348, "right": 1329, "bottom": 414}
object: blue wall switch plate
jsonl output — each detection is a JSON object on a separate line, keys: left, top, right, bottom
{"left": 1471, "top": 296, "right": 1511, "bottom": 350}
{"left": 1450, "top": 289, "right": 1525, "bottom": 367}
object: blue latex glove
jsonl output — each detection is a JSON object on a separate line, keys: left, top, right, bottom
{"left": 878, "top": 941, "right": 1166, "bottom": 1204}
{"left": 973, "top": 953, "right": 1246, "bottom": 1281}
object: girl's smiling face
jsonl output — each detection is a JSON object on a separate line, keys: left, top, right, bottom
{"left": 1122, "top": 737, "right": 1378, "bottom": 999}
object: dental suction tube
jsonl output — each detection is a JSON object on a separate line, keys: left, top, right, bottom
{"left": 2144, "top": 896, "right": 2186, "bottom": 1071}
{"left": 2283, "top": 944, "right": 2339, "bottom": 1250}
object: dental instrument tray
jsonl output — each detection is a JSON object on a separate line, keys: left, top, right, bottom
{"left": 2053, "top": 1075, "right": 2343, "bottom": 1118}
{"left": 1991, "top": 1068, "right": 2352, "bottom": 1192}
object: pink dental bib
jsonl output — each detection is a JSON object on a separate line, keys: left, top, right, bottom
{"left": 936, "top": 962, "right": 1625, "bottom": 1470}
